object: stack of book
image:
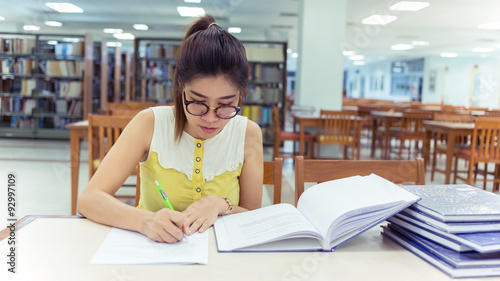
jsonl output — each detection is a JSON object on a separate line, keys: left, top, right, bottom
{"left": 381, "top": 184, "right": 500, "bottom": 278}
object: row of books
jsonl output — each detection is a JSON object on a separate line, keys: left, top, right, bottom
{"left": 247, "top": 85, "right": 282, "bottom": 104}
{"left": 39, "top": 60, "right": 84, "bottom": 77}
{"left": 145, "top": 80, "right": 172, "bottom": 101}
{"left": 249, "top": 64, "right": 283, "bottom": 83}
{"left": 0, "top": 96, "right": 82, "bottom": 116}
{"left": 241, "top": 105, "right": 272, "bottom": 125}
{"left": 244, "top": 46, "right": 284, "bottom": 62}
{"left": 7, "top": 116, "right": 78, "bottom": 129}
{"left": 54, "top": 42, "right": 83, "bottom": 56}
{"left": 1, "top": 78, "right": 82, "bottom": 98}
{"left": 0, "top": 38, "right": 36, "bottom": 54}
{"left": 382, "top": 184, "right": 500, "bottom": 278}
{"left": 144, "top": 62, "right": 175, "bottom": 80}
{"left": 145, "top": 44, "right": 180, "bottom": 59}
{"left": 0, "top": 58, "right": 35, "bottom": 75}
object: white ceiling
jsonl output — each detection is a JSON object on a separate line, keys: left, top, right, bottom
{"left": 1, "top": 0, "right": 500, "bottom": 65}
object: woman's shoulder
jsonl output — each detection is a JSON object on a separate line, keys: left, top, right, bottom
{"left": 244, "top": 119, "right": 263, "bottom": 145}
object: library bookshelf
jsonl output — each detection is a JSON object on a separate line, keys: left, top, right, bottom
{"left": 0, "top": 32, "right": 93, "bottom": 139}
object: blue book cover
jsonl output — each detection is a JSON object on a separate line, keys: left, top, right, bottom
{"left": 381, "top": 226, "right": 500, "bottom": 278}
{"left": 401, "top": 184, "right": 500, "bottom": 222}
{"left": 389, "top": 214, "right": 500, "bottom": 253}
{"left": 400, "top": 208, "right": 500, "bottom": 233}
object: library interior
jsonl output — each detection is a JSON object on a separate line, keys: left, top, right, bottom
{"left": 2, "top": 0, "right": 500, "bottom": 280}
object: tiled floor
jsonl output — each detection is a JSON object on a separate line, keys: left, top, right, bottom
{"left": 0, "top": 134, "right": 497, "bottom": 222}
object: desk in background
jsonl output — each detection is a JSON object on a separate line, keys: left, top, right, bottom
{"left": 2, "top": 215, "right": 495, "bottom": 281}
{"left": 370, "top": 111, "right": 403, "bottom": 160}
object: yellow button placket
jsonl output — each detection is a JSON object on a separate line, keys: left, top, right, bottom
{"left": 193, "top": 140, "right": 204, "bottom": 200}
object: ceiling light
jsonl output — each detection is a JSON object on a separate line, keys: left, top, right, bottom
{"left": 45, "top": 21, "right": 62, "bottom": 27}
{"left": 440, "top": 52, "right": 458, "bottom": 58}
{"left": 478, "top": 22, "right": 500, "bottom": 30}
{"left": 412, "top": 41, "right": 429, "bottom": 46}
{"left": 349, "top": 55, "right": 365, "bottom": 60}
{"left": 343, "top": 51, "right": 355, "bottom": 56}
{"left": 62, "top": 38, "right": 80, "bottom": 42}
{"left": 23, "top": 25, "right": 40, "bottom": 31}
{"left": 106, "top": 42, "right": 123, "bottom": 47}
{"left": 389, "top": 1, "right": 430, "bottom": 11}
{"left": 184, "top": 0, "right": 201, "bottom": 2}
{"left": 361, "top": 15, "right": 397, "bottom": 25}
{"left": 228, "top": 27, "right": 241, "bottom": 33}
{"left": 45, "top": 3, "right": 83, "bottom": 13}
{"left": 472, "top": 47, "right": 493, "bottom": 53}
{"left": 103, "top": 28, "right": 123, "bottom": 34}
{"left": 291, "top": 53, "right": 298, "bottom": 58}
{"left": 0, "top": 16, "right": 5, "bottom": 21}
{"left": 47, "top": 41, "right": 58, "bottom": 45}
{"left": 391, "top": 44, "right": 414, "bottom": 50}
{"left": 177, "top": 6, "right": 205, "bottom": 17}
{"left": 287, "top": 48, "right": 292, "bottom": 54}
{"left": 113, "top": 33, "right": 135, "bottom": 40}
{"left": 353, "top": 61, "right": 366, "bottom": 66}
{"left": 133, "top": 24, "right": 148, "bottom": 30}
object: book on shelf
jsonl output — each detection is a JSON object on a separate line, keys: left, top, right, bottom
{"left": 0, "top": 38, "right": 36, "bottom": 54}
{"left": 214, "top": 174, "right": 420, "bottom": 252}
{"left": 390, "top": 213, "right": 500, "bottom": 253}
{"left": 401, "top": 184, "right": 500, "bottom": 222}
{"left": 244, "top": 46, "right": 284, "bottom": 62}
{"left": 381, "top": 225, "right": 500, "bottom": 278}
{"left": 55, "top": 42, "right": 83, "bottom": 56}
{"left": 59, "top": 81, "right": 82, "bottom": 98}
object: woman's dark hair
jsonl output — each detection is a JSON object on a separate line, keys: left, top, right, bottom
{"left": 173, "top": 14, "right": 249, "bottom": 141}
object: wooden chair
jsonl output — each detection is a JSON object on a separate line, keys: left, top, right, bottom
{"left": 454, "top": 117, "right": 500, "bottom": 191}
{"left": 430, "top": 112, "right": 474, "bottom": 181}
{"left": 272, "top": 105, "right": 314, "bottom": 159}
{"left": 315, "top": 110, "right": 361, "bottom": 159}
{"left": 88, "top": 114, "right": 140, "bottom": 206}
{"left": 294, "top": 156, "right": 425, "bottom": 205}
{"left": 108, "top": 101, "right": 157, "bottom": 110}
{"left": 263, "top": 157, "right": 283, "bottom": 204}
{"left": 389, "top": 110, "right": 433, "bottom": 159}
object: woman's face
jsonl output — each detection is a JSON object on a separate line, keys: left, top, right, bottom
{"left": 182, "top": 75, "right": 240, "bottom": 140}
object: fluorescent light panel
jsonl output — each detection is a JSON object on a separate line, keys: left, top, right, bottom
{"left": 133, "top": 24, "right": 148, "bottom": 30}
{"left": 478, "top": 22, "right": 500, "bottom": 30}
{"left": 389, "top": 1, "right": 430, "bottom": 11}
{"left": 177, "top": 6, "right": 205, "bottom": 17}
{"left": 291, "top": 53, "right": 298, "bottom": 58}
{"left": 391, "top": 44, "right": 414, "bottom": 50}
{"left": 45, "top": 3, "right": 83, "bottom": 13}
{"left": 343, "top": 51, "right": 355, "bottom": 56}
{"left": 472, "top": 47, "right": 493, "bottom": 53}
{"left": 184, "top": 0, "right": 201, "bottom": 2}
{"left": 103, "top": 28, "right": 123, "bottom": 34}
{"left": 362, "top": 15, "right": 397, "bottom": 25}
{"left": 228, "top": 27, "right": 241, "bottom": 33}
{"left": 47, "top": 41, "right": 58, "bottom": 45}
{"left": 353, "top": 61, "right": 366, "bottom": 65}
{"left": 23, "top": 25, "right": 40, "bottom": 31}
{"left": 0, "top": 16, "right": 5, "bottom": 21}
{"left": 45, "top": 21, "right": 62, "bottom": 27}
{"left": 106, "top": 42, "right": 123, "bottom": 47}
{"left": 440, "top": 52, "right": 458, "bottom": 57}
{"left": 349, "top": 55, "right": 365, "bottom": 60}
{"left": 113, "top": 33, "right": 135, "bottom": 40}
{"left": 412, "top": 40, "right": 429, "bottom": 46}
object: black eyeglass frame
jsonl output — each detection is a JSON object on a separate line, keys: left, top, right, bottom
{"left": 183, "top": 90, "right": 241, "bottom": 119}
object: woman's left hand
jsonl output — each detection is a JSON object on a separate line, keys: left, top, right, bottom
{"left": 182, "top": 195, "right": 227, "bottom": 235}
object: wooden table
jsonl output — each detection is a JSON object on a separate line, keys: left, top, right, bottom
{"left": 370, "top": 111, "right": 403, "bottom": 159}
{"left": 65, "top": 120, "right": 89, "bottom": 215}
{"left": 2, "top": 215, "right": 495, "bottom": 281}
{"left": 295, "top": 115, "right": 321, "bottom": 156}
{"left": 422, "top": 120, "right": 475, "bottom": 184}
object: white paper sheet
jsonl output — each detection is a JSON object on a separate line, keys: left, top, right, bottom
{"left": 90, "top": 227, "right": 209, "bottom": 265}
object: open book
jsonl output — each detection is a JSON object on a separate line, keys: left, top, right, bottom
{"left": 214, "top": 174, "right": 420, "bottom": 252}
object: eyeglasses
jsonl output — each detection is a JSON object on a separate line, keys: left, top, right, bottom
{"left": 183, "top": 91, "right": 241, "bottom": 119}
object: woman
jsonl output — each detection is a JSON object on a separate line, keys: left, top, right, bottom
{"left": 78, "top": 15, "right": 263, "bottom": 243}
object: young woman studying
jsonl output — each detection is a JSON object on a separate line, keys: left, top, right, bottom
{"left": 78, "top": 15, "right": 264, "bottom": 243}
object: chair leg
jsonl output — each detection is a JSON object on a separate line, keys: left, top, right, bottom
{"left": 484, "top": 163, "right": 488, "bottom": 190}
{"left": 467, "top": 160, "right": 475, "bottom": 186}
{"left": 453, "top": 156, "right": 459, "bottom": 184}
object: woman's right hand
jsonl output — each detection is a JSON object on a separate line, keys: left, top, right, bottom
{"left": 140, "top": 208, "right": 186, "bottom": 243}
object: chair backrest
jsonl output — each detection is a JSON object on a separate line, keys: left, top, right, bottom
{"left": 400, "top": 110, "right": 433, "bottom": 137}
{"left": 88, "top": 114, "right": 140, "bottom": 205}
{"left": 294, "top": 156, "right": 425, "bottom": 205}
{"left": 263, "top": 157, "right": 283, "bottom": 204}
{"left": 434, "top": 112, "right": 474, "bottom": 123}
{"left": 317, "top": 110, "right": 360, "bottom": 145}
{"left": 470, "top": 117, "right": 500, "bottom": 162}
{"left": 485, "top": 110, "right": 500, "bottom": 117}
{"left": 108, "top": 101, "right": 157, "bottom": 110}
{"left": 110, "top": 108, "right": 143, "bottom": 117}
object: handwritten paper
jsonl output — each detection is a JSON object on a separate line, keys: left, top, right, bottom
{"left": 90, "top": 227, "right": 208, "bottom": 265}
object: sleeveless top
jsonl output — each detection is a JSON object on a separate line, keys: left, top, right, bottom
{"left": 137, "top": 106, "right": 247, "bottom": 212}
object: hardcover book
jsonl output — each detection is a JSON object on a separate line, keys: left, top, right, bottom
{"left": 401, "top": 185, "right": 500, "bottom": 222}
{"left": 214, "top": 174, "right": 420, "bottom": 252}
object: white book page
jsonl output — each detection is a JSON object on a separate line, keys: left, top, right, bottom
{"left": 90, "top": 227, "right": 209, "bottom": 265}
{"left": 297, "top": 174, "right": 420, "bottom": 239}
{"left": 218, "top": 203, "right": 322, "bottom": 250}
